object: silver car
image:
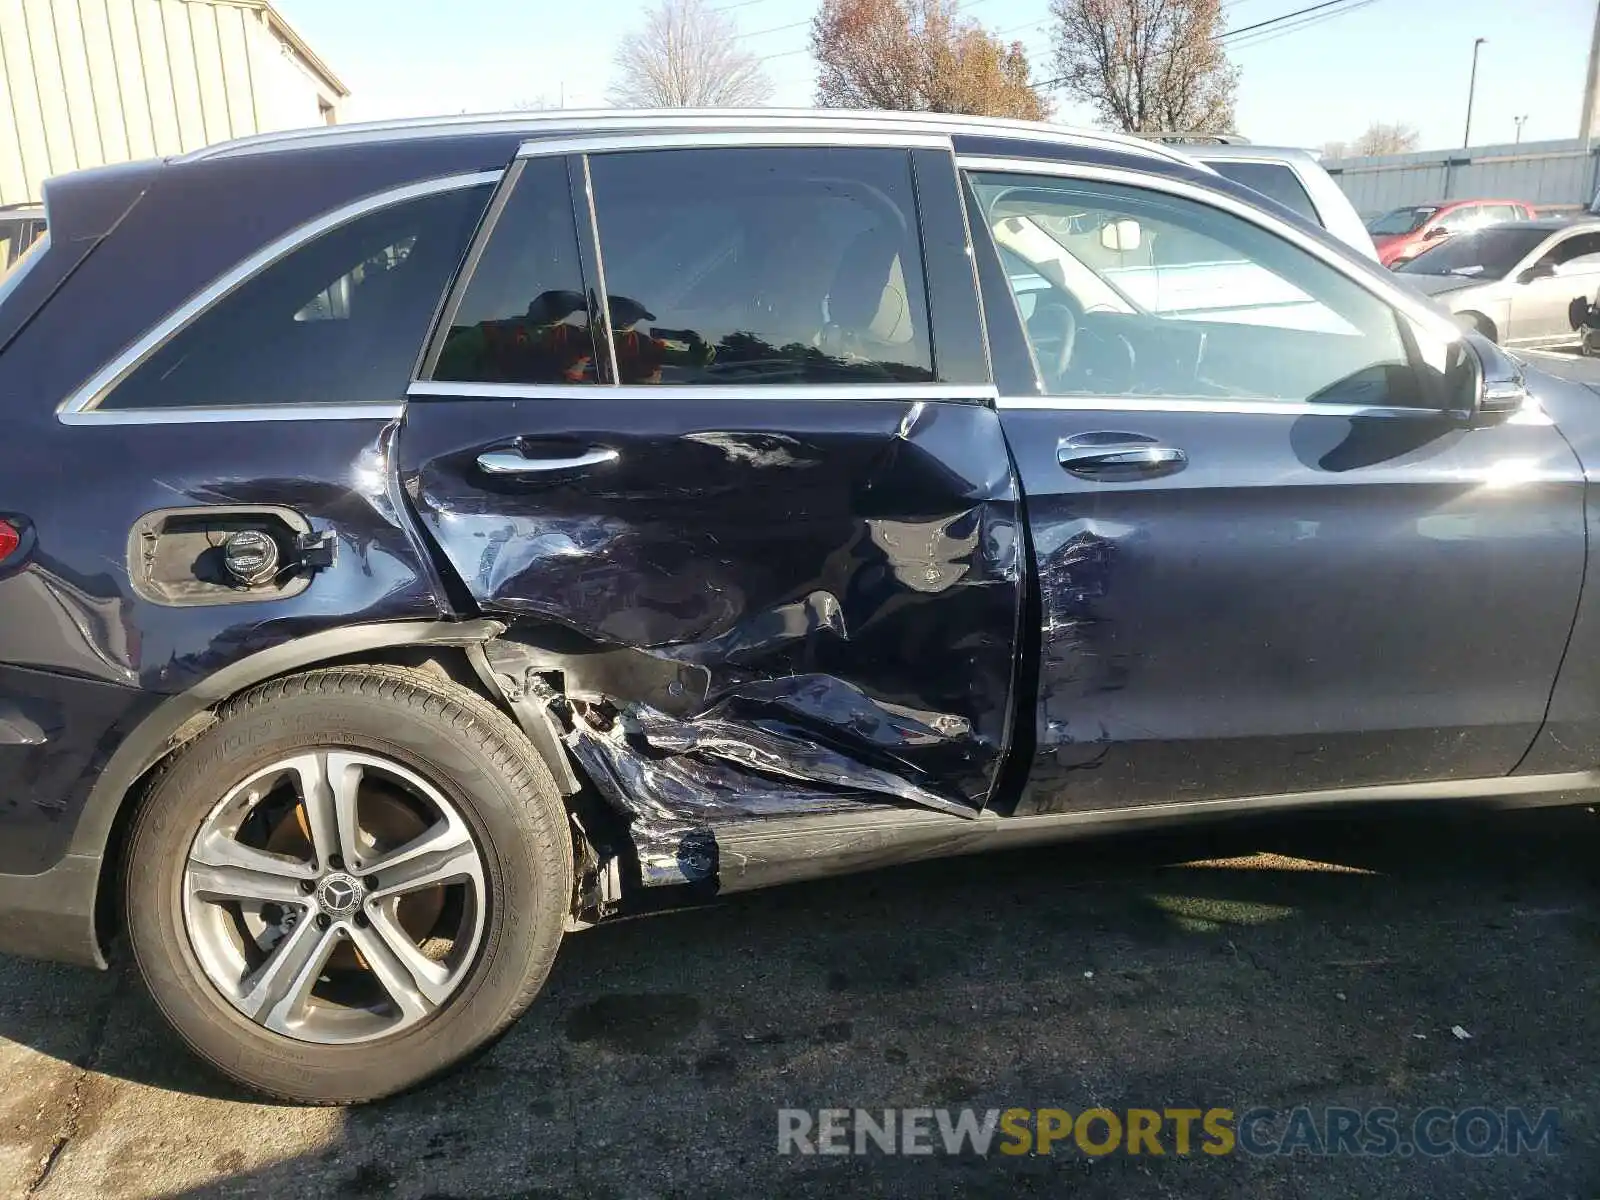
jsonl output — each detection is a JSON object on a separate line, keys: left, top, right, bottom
{"left": 1396, "top": 218, "right": 1600, "bottom": 346}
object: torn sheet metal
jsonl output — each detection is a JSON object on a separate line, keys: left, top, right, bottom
{"left": 560, "top": 682, "right": 976, "bottom": 887}
{"left": 408, "top": 396, "right": 1025, "bottom": 879}
{"left": 563, "top": 703, "right": 885, "bottom": 887}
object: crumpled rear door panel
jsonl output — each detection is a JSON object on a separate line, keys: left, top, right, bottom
{"left": 399, "top": 393, "right": 1022, "bottom": 876}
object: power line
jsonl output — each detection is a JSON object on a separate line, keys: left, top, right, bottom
{"left": 760, "top": 0, "right": 1385, "bottom": 82}
{"left": 743, "top": 0, "right": 1009, "bottom": 48}
{"left": 736, "top": 16, "right": 812, "bottom": 39}
{"left": 1216, "top": 0, "right": 1362, "bottom": 42}
{"left": 1225, "top": 0, "right": 1381, "bottom": 48}
{"left": 1029, "top": 0, "right": 1382, "bottom": 84}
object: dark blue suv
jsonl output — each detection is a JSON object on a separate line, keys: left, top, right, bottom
{"left": 1, "top": 109, "right": 1592, "bottom": 1104}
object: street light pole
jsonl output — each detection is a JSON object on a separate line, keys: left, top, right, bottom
{"left": 1514, "top": 114, "right": 1528, "bottom": 144}
{"left": 1463, "top": 36, "right": 1487, "bottom": 148}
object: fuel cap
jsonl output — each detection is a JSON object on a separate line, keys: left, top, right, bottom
{"left": 222, "top": 529, "right": 280, "bottom": 586}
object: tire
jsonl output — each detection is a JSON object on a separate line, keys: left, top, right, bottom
{"left": 122, "top": 665, "right": 572, "bottom": 1104}
{"left": 1461, "top": 312, "right": 1497, "bottom": 342}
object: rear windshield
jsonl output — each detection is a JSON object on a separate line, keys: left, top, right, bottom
{"left": 1395, "top": 227, "right": 1549, "bottom": 279}
{"left": 1367, "top": 207, "right": 1436, "bottom": 236}
{"left": 1206, "top": 160, "right": 1321, "bottom": 225}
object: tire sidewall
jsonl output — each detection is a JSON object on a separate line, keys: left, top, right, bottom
{"left": 124, "top": 677, "right": 570, "bottom": 1102}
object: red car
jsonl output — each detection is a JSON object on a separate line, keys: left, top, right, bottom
{"left": 1366, "top": 199, "right": 1536, "bottom": 267}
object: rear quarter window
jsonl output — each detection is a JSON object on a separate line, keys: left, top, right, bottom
{"left": 100, "top": 183, "right": 492, "bottom": 410}
{"left": 1204, "top": 160, "right": 1322, "bottom": 227}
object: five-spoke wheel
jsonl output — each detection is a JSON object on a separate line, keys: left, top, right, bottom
{"left": 123, "top": 666, "right": 572, "bottom": 1103}
{"left": 182, "top": 750, "right": 488, "bottom": 1043}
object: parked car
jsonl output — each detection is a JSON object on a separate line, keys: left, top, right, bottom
{"left": 1395, "top": 217, "right": 1600, "bottom": 345}
{"left": 1367, "top": 199, "right": 1536, "bottom": 267}
{"left": 1137, "top": 134, "right": 1378, "bottom": 259}
{"left": 1185, "top": 144, "right": 1378, "bottom": 260}
{"left": 1, "top": 108, "right": 1591, "bottom": 1105}
{"left": 0, "top": 203, "right": 45, "bottom": 273}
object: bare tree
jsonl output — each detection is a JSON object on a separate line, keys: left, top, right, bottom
{"left": 610, "top": 0, "right": 774, "bottom": 108}
{"left": 1349, "top": 121, "right": 1420, "bottom": 157}
{"left": 1320, "top": 139, "right": 1349, "bottom": 161}
{"left": 811, "top": 0, "right": 1048, "bottom": 120}
{"left": 1048, "top": 0, "right": 1238, "bottom": 134}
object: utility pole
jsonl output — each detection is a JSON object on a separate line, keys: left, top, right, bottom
{"left": 1462, "top": 36, "right": 1487, "bottom": 148}
{"left": 1514, "top": 114, "right": 1529, "bottom": 144}
{"left": 1583, "top": 0, "right": 1600, "bottom": 143}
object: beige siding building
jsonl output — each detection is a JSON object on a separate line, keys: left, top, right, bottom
{"left": 0, "top": 0, "right": 347, "bottom": 205}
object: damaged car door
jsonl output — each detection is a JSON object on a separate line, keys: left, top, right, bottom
{"left": 399, "top": 134, "right": 1022, "bottom": 883}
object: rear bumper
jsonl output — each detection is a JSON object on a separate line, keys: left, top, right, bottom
{"left": 0, "top": 853, "right": 104, "bottom": 968}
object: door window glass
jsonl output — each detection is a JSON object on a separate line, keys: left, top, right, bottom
{"left": 1205, "top": 160, "right": 1320, "bottom": 225}
{"left": 1546, "top": 233, "right": 1600, "bottom": 272}
{"left": 434, "top": 157, "right": 599, "bottom": 384}
{"left": 103, "top": 184, "right": 491, "bottom": 409}
{"left": 1366, "top": 207, "right": 1435, "bottom": 235}
{"left": 1436, "top": 205, "right": 1481, "bottom": 233}
{"left": 586, "top": 147, "right": 934, "bottom": 385}
{"left": 968, "top": 172, "right": 1419, "bottom": 406}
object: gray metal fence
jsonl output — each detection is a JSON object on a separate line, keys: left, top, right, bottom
{"left": 1323, "top": 138, "right": 1600, "bottom": 215}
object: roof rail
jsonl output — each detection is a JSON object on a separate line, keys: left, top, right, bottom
{"left": 1133, "top": 132, "right": 1252, "bottom": 145}
{"left": 178, "top": 107, "right": 1201, "bottom": 168}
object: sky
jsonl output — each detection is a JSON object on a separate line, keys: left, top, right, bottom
{"left": 273, "top": 0, "right": 1597, "bottom": 152}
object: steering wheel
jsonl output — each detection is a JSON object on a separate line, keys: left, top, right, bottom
{"left": 1028, "top": 297, "right": 1079, "bottom": 383}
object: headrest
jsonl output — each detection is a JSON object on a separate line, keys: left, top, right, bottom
{"left": 825, "top": 229, "right": 914, "bottom": 345}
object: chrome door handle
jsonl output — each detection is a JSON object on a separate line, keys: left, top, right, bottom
{"left": 475, "top": 447, "right": 618, "bottom": 476}
{"left": 1058, "top": 442, "right": 1187, "bottom": 479}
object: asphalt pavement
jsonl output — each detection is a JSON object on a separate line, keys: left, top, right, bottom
{"left": 1523, "top": 345, "right": 1600, "bottom": 388}
{"left": 0, "top": 802, "right": 1596, "bottom": 1198}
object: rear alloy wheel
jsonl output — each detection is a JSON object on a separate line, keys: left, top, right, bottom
{"left": 183, "top": 749, "right": 488, "bottom": 1044}
{"left": 124, "top": 666, "right": 572, "bottom": 1103}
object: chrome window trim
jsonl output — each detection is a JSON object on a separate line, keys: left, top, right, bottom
{"left": 56, "top": 403, "right": 403, "bottom": 426}
{"left": 180, "top": 108, "right": 1198, "bottom": 168}
{"left": 408, "top": 381, "right": 998, "bottom": 403}
{"left": 957, "top": 154, "right": 1463, "bottom": 345}
{"left": 57, "top": 170, "right": 505, "bottom": 422}
{"left": 517, "top": 129, "right": 954, "bottom": 158}
{"left": 995, "top": 395, "right": 1447, "bottom": 419}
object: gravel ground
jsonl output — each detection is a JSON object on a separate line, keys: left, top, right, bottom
{"left": 0, "top": 801, "right": 1595, "bottom": 1198}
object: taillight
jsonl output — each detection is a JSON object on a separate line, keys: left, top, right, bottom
{"left": 0, "top": 520, "right": 19, "bottom": 561}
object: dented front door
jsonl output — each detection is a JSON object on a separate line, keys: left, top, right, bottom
{"left": 397, "top": 137, "right": 1021, "bottom": 864}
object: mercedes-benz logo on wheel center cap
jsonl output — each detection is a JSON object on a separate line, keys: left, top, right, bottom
{"left": 316, "top": 874, "right": 361, "bottom": 917}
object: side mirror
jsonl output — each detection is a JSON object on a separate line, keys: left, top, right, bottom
{"left": 1518, "top": 263, "right": 1556, "bottom": 284}
{"left": 1453, "top": 332, "right": 1527, "bottom": 422}
{"left": 1424, "top": 225, "right": 1449, "bottom": 239}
